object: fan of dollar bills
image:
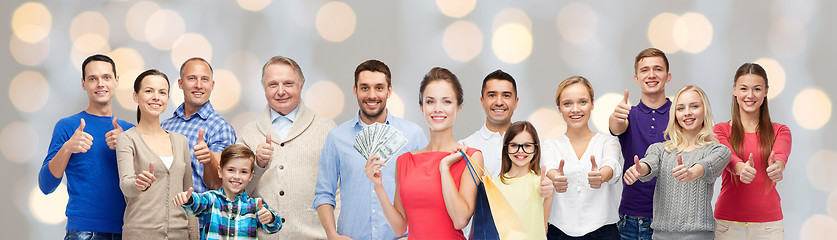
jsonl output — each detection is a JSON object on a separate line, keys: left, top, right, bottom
{"left": 353, "top": 122, "right": 408, "bottom": 167}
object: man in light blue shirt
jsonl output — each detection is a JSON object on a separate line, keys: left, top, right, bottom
{"left": 313, "top": 60, "right": 427, "bottom": 240}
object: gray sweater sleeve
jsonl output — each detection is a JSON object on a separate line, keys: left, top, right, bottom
{"left": 639, "top": 143, "right": 665, "bottom": 182}
{"left": 695, "top": 143, "right": 732, "bottom": 184}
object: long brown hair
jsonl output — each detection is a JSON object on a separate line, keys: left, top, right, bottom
{"left": 730, "top": 63, "right": 775, "bottom": 174}
{"left": 500, "top": 121, "right": 541, "bottom": 184}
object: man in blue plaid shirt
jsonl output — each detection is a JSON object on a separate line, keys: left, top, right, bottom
{"left": 162, "top": 57, "right": 237, "bottom": 193}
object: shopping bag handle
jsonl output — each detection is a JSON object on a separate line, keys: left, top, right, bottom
{"left": 461, "top": 149, "right": 480, "bottom": 186}
{"left": 461, "top": 149, "right": 492, "bottom": 187}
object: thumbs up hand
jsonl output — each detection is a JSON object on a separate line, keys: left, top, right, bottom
{"left": 193, "top": 128, "right": 211, "bottom": 164}
{"left": 624, "top": 156, "right": 643, "bottom": 185}
{"left": 588, "top": 155, "right": 603, "bottom": 189}
{"left": 672, "top": 154, "right": 698, "bottom": 182}
{"left": 738, "top": 153, "right": 757, "bottom": 184}
{"left": 105, "top": 118, "right": 123, "bottom": 150}
{"left": 611, "top": 89, "right": 631, "bottom": 123}
{"left": 765, "top": 151, "right": 784, "bottom": 182}
{"left": 539, "top": 165, "right": 555, "bottom": 198}
{"left": 65, "top": 119, "right": 94, "bottom": 154}
{"left": 173, "top": 187, "right": 194, "bottom": 206}
{"left": 256, "top": 198, "right": 274, "bottom": 224}
{"left": 256, "top": 134, "right": 274, "bottom": 168}
{"left": 550, "top": 160, "right": 568, "bottom": 193}
{"left": 135, "top": 162, "right": 157, "bottom": 191}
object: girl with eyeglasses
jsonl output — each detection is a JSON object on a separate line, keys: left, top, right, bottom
{"left": 543, "top": 76, "right": 623, "bottom": 239}
{"left": 495, "top": 121, "right": 554, "bottom": 239}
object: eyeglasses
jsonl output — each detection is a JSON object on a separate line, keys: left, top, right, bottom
{"left": 506, "top": 142, "right": 538, "bottom": 154}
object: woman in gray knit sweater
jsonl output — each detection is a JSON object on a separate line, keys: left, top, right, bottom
{"left": 623, "top": 85, "right": 731, "bottom": 240}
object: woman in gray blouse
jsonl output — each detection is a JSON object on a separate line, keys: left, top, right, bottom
{"left": 623, "top": 85, "right": 731, "bottom": 240}
{"left": 116, "top": 69, "right": 195, "bottom": 239}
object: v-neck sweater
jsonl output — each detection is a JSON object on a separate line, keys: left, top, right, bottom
{"left": 116, "top": 128, "right": 194, "bottom": 239}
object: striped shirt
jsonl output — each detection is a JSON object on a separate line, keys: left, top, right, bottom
{"left": 162, "top": 102, "right": 236, "bottom": 193}
{"left": 182, "top": 189, "right": 282, "bottom": 239}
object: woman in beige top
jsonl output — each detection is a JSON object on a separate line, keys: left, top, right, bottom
{"left": 116, "top": 69, "right": 194, "bottom": 239}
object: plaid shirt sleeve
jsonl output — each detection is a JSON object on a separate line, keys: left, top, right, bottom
{"left": 207, "top": 121, "right": 237, "bottom": 153}
{"left": 182, "top": 192, "right": 214, "bottom": 216}
{"left": 258, "top": 199, "right": 282, "bottom": 233}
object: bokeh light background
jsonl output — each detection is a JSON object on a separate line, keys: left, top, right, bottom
{"left": 2, "top": 0, "right": 836, "bottom": 239}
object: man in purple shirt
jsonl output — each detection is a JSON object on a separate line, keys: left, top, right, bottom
{"left": 609, "top": 48, "right": 673, "bottom": 240}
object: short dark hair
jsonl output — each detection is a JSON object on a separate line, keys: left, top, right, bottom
{"left": 354, "top": 60, "right": 392, "bottom": 87}
{"left": 179, "top": 57, "right": 213, "bottom": 78}
{"left": 81, "top": 54, "right": 116, "bottom": 79}
{"left": 419, "top": 67, "right": 464, "bottom": 106}
{"left": 634, "top": 48, "right": 669, "bottom": 74}
{"left": 220, "top": 144, "right": 256, "bottom": 170}
{"left": 481, "top": 69, "right": 517, "bottom": 97}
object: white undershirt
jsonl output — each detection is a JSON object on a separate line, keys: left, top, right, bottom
{"left": 159, "top": 156, "right": 173, "bottom": 169}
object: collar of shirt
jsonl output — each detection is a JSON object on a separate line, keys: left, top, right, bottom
{"left": 210, "top": 188, "right": 251, "bottom": 202}
{"left": 270, "top": 105, "right": 299, "bottom": 124}
{"left": 637, "top": 98, "right": 672, "bottom": 114}
{"left": 478, "top": 123, "right": 503, "bottom": 140}
{"left": 353, "top": 110, "right": 392, "bottom": 130}
{"left": 174, "top": 102, "right": 215, "bottom": 120}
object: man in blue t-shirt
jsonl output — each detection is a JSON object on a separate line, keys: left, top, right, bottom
{"left": 38, "top": 54, "right": 135, "bottom": 239}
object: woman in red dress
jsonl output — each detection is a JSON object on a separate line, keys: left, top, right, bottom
{"left": 365, "top": 67, "right": 484, "bottom": 239}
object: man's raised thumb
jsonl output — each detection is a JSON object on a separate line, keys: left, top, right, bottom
{"left": 78, "top": 118, "right": 86, "bottom": 132}
{"left": 623, "top": 89, "right": 629, "bottom": 104}
{"left": 197, "top": 128, "right": 205, "bottom": 143}
{"left": 112, "top": 118, "right": 122, "bottom": 130}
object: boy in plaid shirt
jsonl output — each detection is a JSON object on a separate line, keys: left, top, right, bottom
{"left": 173, "top": 144, "right": 282, "bottom": 239}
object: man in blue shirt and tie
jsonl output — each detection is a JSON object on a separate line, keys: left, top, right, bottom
{"left": 313, "top": 60, "right": 427, "bottom": 239}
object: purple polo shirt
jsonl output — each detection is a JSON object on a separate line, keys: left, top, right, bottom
{"left": 614, "top": 99, "right": 671, "bottom": 218}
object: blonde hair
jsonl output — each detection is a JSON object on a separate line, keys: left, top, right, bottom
{"left": 554, "top": 76, "right": 594, "bottom": 106}
{"left": 663, "top": 85, "right": 717, "bottom": 152}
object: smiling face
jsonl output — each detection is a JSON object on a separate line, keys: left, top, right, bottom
{"left": 178, "top": 60, "right": 214, "bottom": 109}
{"left": 733, "top": 73, "right": 768, "bottom": 114}
{"left": 480, "top": 79, "right": 518, "bottom": 126}
{"left": 263, "top": 63, "right": 303, "bottom": 115}
{"left": 354, "top": 70, "right": 391, "bottom": 123}
{"left": 217, "top": 157, "right": 254, "bottom": 199}
{"left": 506, "top": 131, "right": 535, "bottom": 169}
{"left": 674, "top": 90, "right": 705, "bottom": 136}
{"left": 133, "top": 75, "right": 169, "bottom": 119}
{"left": 557, "top": 83, "right": 593, "bottom": 129}
{"left": 634, "top": 56, "right": 671, "bottom": 95}
{"left": 82, "top": 61, "right": 118, "bottom": 106}
{"left": 421, "top": 80, "right": 461, "bottom": 132}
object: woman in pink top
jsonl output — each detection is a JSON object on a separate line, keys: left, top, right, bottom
{"left": 713, "top": 63, "right": 792, "bottom": 239}
{"left": 365, "top": 67, "right": 484, "bottom": 239}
